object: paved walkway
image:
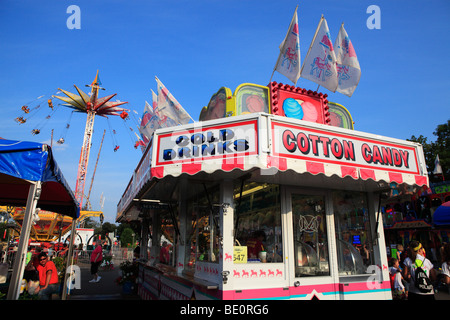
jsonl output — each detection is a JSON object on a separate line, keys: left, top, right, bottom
{"left": 66, "top": 261, "right": 140, "bottom": 300}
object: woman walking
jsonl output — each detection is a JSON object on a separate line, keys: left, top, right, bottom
{"left": 404, "top": 240, "right": 436, "bottom": 300}
{"left": 89, "top": 240, "right": 103, "bottom": 283}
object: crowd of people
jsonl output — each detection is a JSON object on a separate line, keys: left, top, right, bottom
{"left": 11, "top": 240, "right": 104, "bottom": 299}
{"left": 389, "top": 241, "right": 450, "bottom": 300}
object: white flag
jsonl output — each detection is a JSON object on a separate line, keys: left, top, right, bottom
{"left": 433, "top": 155, "right": 443, "bottom": 175}
{"left": 300, "top": 16, "right": 338, "bottom": 92}
{"left": 334, "top": 24, "right": 361, "bottom": 97}
{"left": 139, "top": 100, "right": 159, "bottom": 144}
{"left": 274, "top": 7, "right": 301, "bottom": 84}
{"left": 151, "top": 89, "right": 158, "bottom": 111}
{"left": 155, "top": 76, "right": 192, "bottom": 126}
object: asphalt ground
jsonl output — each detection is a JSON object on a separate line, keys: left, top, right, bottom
{"left": 65, "top": 260, "right": 140, "bottom": 300}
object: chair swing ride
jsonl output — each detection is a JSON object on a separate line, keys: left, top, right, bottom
{"left": 13, "top": 71, "right": 144, "bottom": 209}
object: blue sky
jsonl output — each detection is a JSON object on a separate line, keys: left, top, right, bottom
{"left": 1, "top": 0, "right": 449, "bottom": 224}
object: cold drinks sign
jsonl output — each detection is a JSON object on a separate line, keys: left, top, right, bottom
{"left": 271, "top": 120, "right": 420, "bottom": 175}
{"left": 155, "top": 119, "right": 258, "bottom": 166}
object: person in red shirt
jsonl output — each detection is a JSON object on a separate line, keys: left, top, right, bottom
{"left": 35, "top": 252, "right": 59, "bottom": 299}
{"left": 90, "top": 240, "right": 103, "bottom": 282}
{"left": 159, "top": 241, "right": 170, "bottom": 264}
{"left": 247, "top": 230, "right": 266, "bottom": 260}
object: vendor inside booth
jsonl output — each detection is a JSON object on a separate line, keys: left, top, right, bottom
{"left": 117, "top": 82, "right": 429, "bottom": 300}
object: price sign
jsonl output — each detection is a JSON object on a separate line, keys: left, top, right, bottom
{"left": 233, "top": 246, "right": 247, "bottom": 264}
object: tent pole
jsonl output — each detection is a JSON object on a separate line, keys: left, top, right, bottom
{"left": 61, "top": 218, "right": 77, "bottom": 300}
{"left": 7, "top": 181, "right": 41, "bottom": 300}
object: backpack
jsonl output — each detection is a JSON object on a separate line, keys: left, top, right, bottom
{"left": 389, "top": 272, "right": 396, "bottom": 289}
{"left": 414, "top": 258, "right": 433, "bottom": 293}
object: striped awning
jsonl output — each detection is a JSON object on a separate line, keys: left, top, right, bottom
{"left": 117, "top": 113, "right": 428, "bottom": 219}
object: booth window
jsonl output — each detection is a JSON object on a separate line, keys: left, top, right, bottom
{"left": 333, "top": 191, "right": 374, "bottom": 276}
{"left": 158, "top": 204, "right": 179, "bottom": 267}
{"left": 292, "top": 194, "right": 330, "bottom": 277}
{"left": 185, "top": 183, "right": 220, "bottom": 272}
{"left": 234, "top": 182, "right": 282, "bottom": 263}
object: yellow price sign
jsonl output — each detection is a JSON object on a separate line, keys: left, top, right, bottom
{"left": 233, "top": 246, "right": 247, "bottom": 264}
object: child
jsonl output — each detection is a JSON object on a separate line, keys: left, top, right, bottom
{"left": 390, "top": 258, "right": 406, "bottom": 300}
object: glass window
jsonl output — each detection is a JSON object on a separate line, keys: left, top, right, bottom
{"left": 292, "top": 194, "right": 330, "bottom": 277}
{"left": 234, "top": 182, "right": 282, "bottom": 263}
{"left": 333, "top": 190, "right": 374, "bottom": 276}
{"left": 185, "top": 183, "right": 220, "bottom": 272}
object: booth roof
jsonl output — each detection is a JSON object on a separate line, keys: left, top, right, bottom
{"left": 0, "top": 138, "right": 80, "bottom": 219}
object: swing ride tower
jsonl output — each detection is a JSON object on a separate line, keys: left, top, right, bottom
{"left": 53, "top": 71, "right": 129, "bottom": 209}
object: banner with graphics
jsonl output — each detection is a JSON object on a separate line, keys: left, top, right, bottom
{"left": 155, "top": 76, "right": 192, "bottom": 126}
{"left": 300, "top": 17, "right": 338, "bottom": 92}
{"left": 274, "top": 7, "right": 301, "bottom": 84}
{"left": 334, "top": 24, "right": 361, "bottom": 97}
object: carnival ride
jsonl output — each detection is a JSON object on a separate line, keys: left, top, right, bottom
{"left": 1, "top": 206, "right": 104, "bottom": 243}
{"left": 14, "top": 71, "right": 144, "bottom": 209}
{"left": 9, "top": 72, "right": 141, "bottom": 256}
{"left": 51, "top": 71, "right": 130, "bottom": 209}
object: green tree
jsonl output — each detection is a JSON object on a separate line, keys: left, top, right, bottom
{"left": 101, "top": 222, "right": 117, "bottom": 235}
{"left": 83, "top": 217, "right": 100, "bottom": 229}
{"left": 433, "top": 120, "right": 450, "bottom": 179}
{"left": 409, "top": 119, "right": 449, "bottom": 183}
{"left": 120, "top": 227, "right": 135, "bottom": 248}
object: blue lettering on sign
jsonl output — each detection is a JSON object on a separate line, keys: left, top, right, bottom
{"left": 162, "top": 129, "right": 249, "bottom": 161}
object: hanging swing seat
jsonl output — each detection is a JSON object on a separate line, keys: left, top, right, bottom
{"left": 120, "top": 111, "right": 129, "bottom": 120}
{"left": 15, "top": 117, "right": 26, "bottom": 124}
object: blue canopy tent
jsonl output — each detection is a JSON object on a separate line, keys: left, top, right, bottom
{"left": 433, "top": 201, "right": 450, "bottom": 226}
{"left": 0, "top": 138, "right": 79, "bottom": 300}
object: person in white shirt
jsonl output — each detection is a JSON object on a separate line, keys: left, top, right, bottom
{"left": 439, "top": 243, "right": 450, "bottom": 291}
{"left": 404, "top": 241, "right": 436, "bottom": 300}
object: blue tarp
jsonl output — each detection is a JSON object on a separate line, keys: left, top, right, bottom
{"left": 433, "top": 201, "right": 450, "bottom": 226}
{"left": 0, "top": 138, "right": 79, "bottom": 219}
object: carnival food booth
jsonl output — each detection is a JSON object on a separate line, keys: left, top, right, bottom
{"left": 116, "top": 82, "right": 429, "bottom": 300}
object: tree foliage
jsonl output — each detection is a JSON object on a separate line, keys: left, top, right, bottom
{"left": 408, "top": 119, "right": 449, "bottom": 183}
{"left": 116, "top": 222, "right": 140, "bottom": 247}
{"left": 120, "top": 227, "right": 135, "bottom": 247}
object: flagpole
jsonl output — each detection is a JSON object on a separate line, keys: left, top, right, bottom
{"left": 300, "top": 15, "right": 324, "bottom": 77}
{"left": 269, "top": 5, "right": 298, "bottom": 84}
